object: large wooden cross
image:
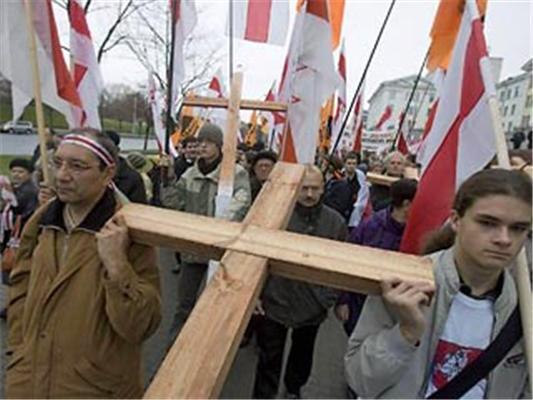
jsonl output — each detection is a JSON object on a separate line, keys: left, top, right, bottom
{"left": 119, "top": 75, "right": 434, "bottom": 398}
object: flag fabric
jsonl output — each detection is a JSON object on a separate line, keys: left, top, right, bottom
{"left": 265, "top": 81, "right": 286, "bottom": 152}
{"left": 279, "top": 0, "right": 340, "bottom": 164}
{"left": 350, "top": 81, "right": 365, "bottom": 153}
{"left": 245, "top": 110, "right": 258, "bottom": 147}
{"left": 330, "top": 39, "right": 347, "bottom": 155}
{"left": 327, "top": 0, "right": 345, "bottom": 50}
{"left": 401, "top": 0, "right": 496, "bottom": 254}
{"left": 374, "top": 105, "right": 392, "bottom": 130}
{"left": 231, "top": 0, "right": 289, "bottom": 46}
{"left": 148, "top": 72, "right": 178, "bottom": 157}
{"left": 68, "top": 0, "right": 103, "bottom": 129}
{"left": 427, "top": 0, "right": 487, "bottom": 72}
{"left": 0, "top": 0, "right": 82, "bottom": 127}
{"left": 170, "top": 0, "right": 197, "bottom": 114}
{"left": 396, "top": 112, "right": 410, "bottom": 155}
{"left": 205, "top": 67, "right": 227, "bottom": 130}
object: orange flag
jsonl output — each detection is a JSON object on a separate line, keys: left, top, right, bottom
{"left": 427, "top": 0, "right": 487, "bottom": 72}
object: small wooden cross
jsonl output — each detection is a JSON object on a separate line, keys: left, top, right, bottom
{"left": 120, "top": 75, "right": 433, "bottom": 398}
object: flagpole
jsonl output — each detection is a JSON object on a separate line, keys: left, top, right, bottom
{"left": 391, "top": 49, "right": 429, "bottom": 151}
{"left": 228, "top": 0, "right": 234, "bottom": 80}
{"left": 165, "top": 0, "right": 178, "bottom": 155}
{"left": 22, "top": 0, "right": 51, "bottom": 186}
{"left": 467, "top": 0, "right": 532, "bottom": 387}
{"left": 329, "top": 0, "right": 397, "bottom": 156}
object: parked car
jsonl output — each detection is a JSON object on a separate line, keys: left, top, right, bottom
{"left": 2, "top": 120, "right": 34, "bottom": 134}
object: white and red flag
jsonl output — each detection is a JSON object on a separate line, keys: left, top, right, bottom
{"left": 68, "top": 0, "right": 103, "bottom": 129}
{"left": 348, "top": 81, "right": 365, "bottom": 153}
{"left": 401, "top": 0, "right": 496, "bottom": 254}
{"left": 148, "top": 72, "right": 178, "bottom": 157}
{"left": 330, "top": 38, "right": 347, "bottom": 155}
{"left": 374, "top": 104, "right": 392, "bottom": 130}
{"left": 279, "top": 0, "right": 340, "bottom": 164}
{"left": 0, "top": 0, "right": 81, "bottom": 127}
{"left": 170, "top": 0, "right": 197, "bottom": 114}
{"left": 205, "top": 67, "right": 228, "bottom": 131}
{"left": 231, "top": 0, "right": 289, "bottom": 46}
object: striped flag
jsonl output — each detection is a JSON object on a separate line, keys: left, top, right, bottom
{"left": 374, "top": 105, "right": 392, "bottom": 130}
{"left": 170, "top": 0, "right": 197, "bottom": 113}
{"left": 330, "top": 39, "right": 347, "bottom": 155}
{"left": 205, "top": 67, "right": 227, "bottom": 131}
{"left": 68, "top": 0, "right": 103, "bottom": 129}
{"left": 148, "top": 72, "right": 178, "bottom": 157}
{"left": 401, "top": 0, "right": 496, "bottom": 254}
{"left": 231, "top": 0, "right": 289, "bottom": 46}
{"left": 279, "top": 0, "right": 339, "bottom": 164}
{"left": 0, "top": 0, "right": 82, "bottom": 127}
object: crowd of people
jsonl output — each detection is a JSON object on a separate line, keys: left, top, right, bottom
{"left": 0, "top": 123, "right": 531, "bottom": 399}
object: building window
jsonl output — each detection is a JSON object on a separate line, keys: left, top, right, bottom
{"left": 500, "top": 91, "right": 505, "bottom": 101}
{"left": 526, "top": 95, "right": 532, "bottom": 108}
{"left": 511, "top": 104, "right": 516, "bottom": 115}
{"left": 508, "top": 122, "right": 513, "bottom": 131}
{"left": 504, "top": 106, "right": 508, "bottom": 116}
{"left": 514, "top": 87, "right": 519, "bottom": 97}
{"left": 507, "top": 89, "right": 512, "bottom": 99}
{"left": 521, "top": 115, "right": 530, "bottom": 128}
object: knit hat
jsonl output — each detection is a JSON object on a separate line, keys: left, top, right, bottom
{"left": 197, "top": 123, "right": 223, "bottom": 148}
{"left": 126, "top": 152, "right": 153, "bottom": 174}
{"left": 9, "top": 158, "right": 33, "bottom": 173}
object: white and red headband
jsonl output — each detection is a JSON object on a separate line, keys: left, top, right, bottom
{"left": 62, "top": 134, "right": 115, "bottom": 167}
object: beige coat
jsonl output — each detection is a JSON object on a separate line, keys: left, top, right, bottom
{"left": 6, "top": 189, "right": 162, "bottom": 398}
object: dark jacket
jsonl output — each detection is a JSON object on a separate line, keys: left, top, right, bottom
{"left": 261, "top": 202, "right": 347, "bottom": 328}
{"left": 339, "top": 207, "right": 405, "bottom": 334}
{"left": 173, "top": 155, "right": 195, "bottom": 181}
{"left": 114, "top": 157, "right": 147, "bottom": 204}
{"left": 323, "top": 175, "right": 361, "bottom": 222}
{"left": 13, "top": 179, "right": 39, "bottom": 226}
{"left": 369, "top": 183, "right": 390, "bottom": 211}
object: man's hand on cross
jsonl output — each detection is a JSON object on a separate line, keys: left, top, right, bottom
{"left": 381, "top": 278, "right": 435, "bottom": 346}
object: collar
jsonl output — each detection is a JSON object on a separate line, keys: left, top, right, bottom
{"left": 294, "top": 201, "right": 323, "bottom": 220}
{"left": 40, "top": 188, "right": 117, "bottom": 233}
{"left": 459, "top": 273, "right": 504, "bottom": 301}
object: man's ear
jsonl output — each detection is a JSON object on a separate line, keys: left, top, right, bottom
{"left": 450, "top": 209, "right": 460, "bottom": 233}
{"left": 104, "top": 164, "right": 117, "bottom": 185}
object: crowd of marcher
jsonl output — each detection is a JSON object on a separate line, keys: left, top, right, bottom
{"left": 0, "top": 123, "right": 531, "bottom": 399}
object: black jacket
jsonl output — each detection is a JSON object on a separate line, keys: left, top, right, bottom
{"left": 114, "top": 157, "right": 147, "bottom": 204}
{"left": 323, "top": 175, "right": 361, "bottom": 221}
{"left": 261, "top": 203, "right": 347, "bottom": 328}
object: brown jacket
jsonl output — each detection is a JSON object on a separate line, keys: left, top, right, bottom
{"left": 6, "top": 189, "right": 162, "bottom": 398}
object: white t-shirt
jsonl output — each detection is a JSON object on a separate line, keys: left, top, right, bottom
{"left": 426, "top": 292, "right": 494, "bottom": 399}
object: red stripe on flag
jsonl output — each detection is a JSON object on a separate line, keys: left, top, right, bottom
{"left": 46, "top": 0, "right": 82, "bottom": 107}
{"left": 401, "top": 15, "right": 487, "bottom": 254}
{"left": 306, "top": 0, "right": 330, "bottom": 22}
{"left": 68, "top": 0, "right": 91, "bottom": 37}
{"left": 280, "top": 125, "right": 297, "bottom": 163}
{"left": 244, "top": 0, "right": 272, "bottom": 43}
{"left": 208, "top": 77, "right": 223, "bottom": 98}
{"left": 170, "top": 0, "right": 180, "bottom": 24}
{"left": 73, "top": 64, "right": 87, "bottom": 87}
{"left": 338, "top": 51, "right": 346, "bottom": 81}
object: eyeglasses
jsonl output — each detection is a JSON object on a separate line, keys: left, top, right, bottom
{"left": 53, "top": 157, "right": 101, "bottom": 175}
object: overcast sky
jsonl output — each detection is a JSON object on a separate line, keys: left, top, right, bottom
{"left": 56, "top": 0, "right": 532, "bottom": 107}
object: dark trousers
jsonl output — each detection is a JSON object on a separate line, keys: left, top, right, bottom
{"left": 253, "top": 317, "right": 320, "bottom": 399}
{"left": 168, "top": 262, "right": 207, "bottom": 345}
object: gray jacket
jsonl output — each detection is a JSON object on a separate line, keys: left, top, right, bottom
{"left": 261, "top": 203, "right": 347, "bottom": 328}
{"left": 161, "top": 161, "right": 251, "bottom": 263}
{"left": 345, "top": 247, "right": 530, "bottom": 398}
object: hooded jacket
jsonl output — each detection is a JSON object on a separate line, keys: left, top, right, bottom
{"left": 344, "top": 247, "right": 530, "bottom": 398}
{"left": 6, "top": 189, "right": 162, "bottom": 398}
{"left": 261, "top": 202, "right": 347, "bottom": 328}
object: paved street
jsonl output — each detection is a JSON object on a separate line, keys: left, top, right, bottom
{"left": 1, "top": 247, "right": 349, "bottom": 398}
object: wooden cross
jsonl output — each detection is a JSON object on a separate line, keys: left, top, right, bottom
{"left": 120, "top": 75, "right": 434, "bottom": 398}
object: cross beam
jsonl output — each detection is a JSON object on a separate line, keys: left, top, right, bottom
{"left": 121, "top": 164, "right": 433, "bottom": 399}
{"left": 182, "top": 95, "right": 288, "bottom": 112}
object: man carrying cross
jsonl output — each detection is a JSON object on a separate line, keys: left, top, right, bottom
{"left": 253, "top": 165, "right": 347, "bottom": 399}
{"left": 161, "top": 123, "right": 251, "bottom": 341}
{"left": 6, "top": 129, "right": 162, "bottom": 398}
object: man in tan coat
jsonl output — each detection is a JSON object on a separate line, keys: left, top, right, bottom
{"left": 6, "top": 130, "right": 162, "bottom": 398}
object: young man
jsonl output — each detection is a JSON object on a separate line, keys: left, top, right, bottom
{"left": 345, "top": 169, "right": 531, "bottom": 398}
{"left": 161, "top": 123, "right": 251, "bottom": 340}
{"left": 174, "top": 135, "right": 198, "bottom": 180}
{"left": 253, "top": 165, "right": 347, "bottom": 399}
{"left": 6, "top": 129, "right": 161, "bottom": 398}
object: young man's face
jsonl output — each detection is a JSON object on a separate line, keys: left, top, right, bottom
{"left": 344, "top": 158, "right": 358, "bottom": 175}
{"left": 10, "top": 167, "right": 32, "bottom": 188}
{"left": 184, "top": 141, "right": 198, "bottom": 160}
{"left": 54, "top": 143, "right": 115, "bottom": 207}
{"left": 253, "top": 159, "right": 275, "bottom": 183}
{"left": 452, "top": 194, "right": 531, "bottom": 272}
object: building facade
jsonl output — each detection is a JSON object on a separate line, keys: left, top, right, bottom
{"left": 497, "top": 59, "right": 532, "bottom": 136}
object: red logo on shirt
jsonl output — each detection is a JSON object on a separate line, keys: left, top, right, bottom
{"left": 430, "top": 339, "right": 483, "bottom": 389}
